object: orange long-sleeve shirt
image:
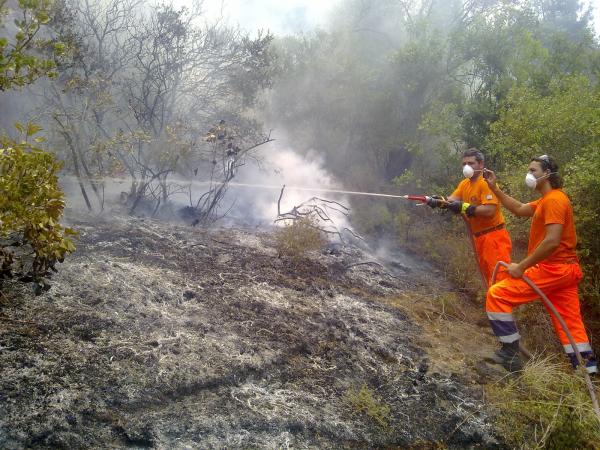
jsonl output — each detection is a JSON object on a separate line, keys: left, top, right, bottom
{"left": 528, "top": 189, "right": 577, "bottom": 264}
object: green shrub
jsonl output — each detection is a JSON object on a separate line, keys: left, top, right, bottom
{"left": 351, "top": 201, "right": 394, "bottom": 237}
{"left": 565, "top": 150, "right": 600, "bottom": 312}
{"left": 0, "top": 0, "right": 60, "bottom": 91}
{"left": 0, "top": 126, "right": 76, "bottom": 292}
{"left": 274, "top": 216, "right": 325, "bottom": 262}
{"left": 487, "top": 76, "right": 600, "bottom": 317}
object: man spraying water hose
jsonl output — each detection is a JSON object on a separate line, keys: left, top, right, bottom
{"left": 426, "top": 148, "right": 512, "bottom": 286}
{"left": 483, "top": 155, "right": 598, "bottom": 374}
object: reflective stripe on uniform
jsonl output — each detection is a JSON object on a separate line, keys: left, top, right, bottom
{"left": 498, "top": 332, "right": 521, "bottom": 343}
{"left": 487, "top": 311, "right": 514, "bottom": 321}
{"left": 487, "top": 311, "right": 520, "bottom": 342}
{"left": 566, "top": 349, "right": 598, "bottom": 373}
{"left": 563, "top": 342, "right": 592, "bottom": 353}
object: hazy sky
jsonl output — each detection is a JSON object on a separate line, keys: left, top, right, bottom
{"left": 195, "top": 0, "right": 600, "bottom": 37}
{"left": 199, "top": 0, "right": 336, "bottom": 34}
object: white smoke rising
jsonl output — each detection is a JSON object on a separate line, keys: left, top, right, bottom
{"left": 217, "top": 143, "right": 352, "bottom": 230}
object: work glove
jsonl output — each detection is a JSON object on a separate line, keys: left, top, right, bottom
{"left": 448, "top": 201, "right": 477, "bottom": 217}
{"left": 426, "top": 195, "right": 446, "bottom": 208}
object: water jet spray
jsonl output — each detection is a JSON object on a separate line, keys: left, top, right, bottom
{"left": 190, "top": 180, "right": 410, "bottom": 199}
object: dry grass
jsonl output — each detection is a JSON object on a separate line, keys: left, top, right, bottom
{"left": 274, "top": 216, "right": 326, "bottom": 262}
{"left": 515, "top": 302, "right": 563, "bottom": 355}
{"left": 396, "top": 212, "right": 600, "bottom": 446}
{"left": 377, "top": 286, "right": 501, "bottom": 380}
{"left": 486, "top": 355, "right": 600, "bottom": 449}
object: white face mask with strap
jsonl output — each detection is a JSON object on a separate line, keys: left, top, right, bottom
{"left": 463, "top": 165, "right": 474, "bottom": 178}
{"left": 525, "top": 171, "right": 557, "bottom": 189}
{"left": 463, "top": 164, "right": 483, "bottom": 179}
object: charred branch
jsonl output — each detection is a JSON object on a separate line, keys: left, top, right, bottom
{"left": 275, "top": 186, "right": 360, "bottom": 243}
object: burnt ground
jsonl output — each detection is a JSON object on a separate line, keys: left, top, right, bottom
{"left": 0, "top": 213, "right": 507, "bottom": 449}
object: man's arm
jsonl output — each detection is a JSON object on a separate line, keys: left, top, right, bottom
{"left": 483, "top": 169, "right": 534, "bottom": 217}
{"left": 471, "top": 204, "right": 496, "bottom": 218}
{"left": 507, "top": 223, "right": 562, "bottom": 277}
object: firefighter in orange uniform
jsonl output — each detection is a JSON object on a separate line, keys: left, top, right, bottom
{"left": 483, "top": 155, "right": 597, "bottom": 373}
{"left": 427, "top": 148, "right": 512, "bottom": 286}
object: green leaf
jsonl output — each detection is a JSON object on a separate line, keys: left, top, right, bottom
{"left": 36, "top": 11, "right": 49, "bottom": 24}
{"left": 26, "top": 122, "right": 43, "bottom": 136}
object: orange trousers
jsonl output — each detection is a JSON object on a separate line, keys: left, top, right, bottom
{"left": 473, "top": 227, "right": 512, "bottom": 286}
{"left": 486, "top": 262, "right": 596, "bottom": 372}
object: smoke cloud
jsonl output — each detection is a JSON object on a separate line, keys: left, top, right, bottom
{"left": 196, "top": 0, "right": 338, "bottom": 35}
{"left": 223, "top": 141, "right": 351, "bottom": 226}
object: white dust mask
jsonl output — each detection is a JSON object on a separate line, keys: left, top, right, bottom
{"left": 463, "top": 165, "right": 475, "bottom": 178}
{"left": 525, "top": 172, "right": 556, "bottom": 189}
{"left": 525, "top": 173, "right": 537, "bottom": 188}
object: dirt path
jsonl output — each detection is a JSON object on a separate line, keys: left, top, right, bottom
{"left": 0, "top": 214, "right": 506, "bottom": 448}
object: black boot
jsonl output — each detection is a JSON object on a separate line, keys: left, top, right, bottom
{"left": 491, "top": 341, "right": 523, "bottom": 372}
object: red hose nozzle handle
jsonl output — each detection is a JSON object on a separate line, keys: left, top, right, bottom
{"left": 402, "top": 195, "right": 430, "bottom": 203}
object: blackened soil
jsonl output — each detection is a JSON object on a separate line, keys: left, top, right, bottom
{"left": 0, "top": 214, "right": 503, "bottom": 449}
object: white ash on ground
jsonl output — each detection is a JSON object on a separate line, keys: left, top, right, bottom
{"left": 0, "top": 213, "right": 505, "bottom": 448}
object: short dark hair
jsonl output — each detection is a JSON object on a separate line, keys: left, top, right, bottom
{"left": 531, "top": 154, "right": 563, "bottom": 188}
{"left": 463, "top": 148, "right": 484, "bottom": 163}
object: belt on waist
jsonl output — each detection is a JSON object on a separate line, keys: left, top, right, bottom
{"left": 473, "top": 223, "right": 505, "bottom": 238}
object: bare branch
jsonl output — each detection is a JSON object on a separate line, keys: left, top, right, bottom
{"left": 274, "top": 188, "right": 361, "bottom": 244}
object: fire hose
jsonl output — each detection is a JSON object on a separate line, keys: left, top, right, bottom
{"left": 491, "top": 261, "right": 600, "bottom": 424}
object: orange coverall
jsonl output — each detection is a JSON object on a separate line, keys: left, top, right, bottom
{"left": 451, "top": 177, "right": 512, "bottom": 285}
{"left": 486, "top": 189, "right": 597, "bottom": 373}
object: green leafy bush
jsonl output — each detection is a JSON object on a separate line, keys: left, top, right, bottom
{"left": 487, "top": 75, "right": 600, "bottom": 320}
{"left": 0, "top": 0, "right": 60, "bottom": 91}
{"left": 564, "top": 150, "right": 600, "bottom": 309}
{"left": 0, "top": 125, "right": 75, "bottom": 292}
